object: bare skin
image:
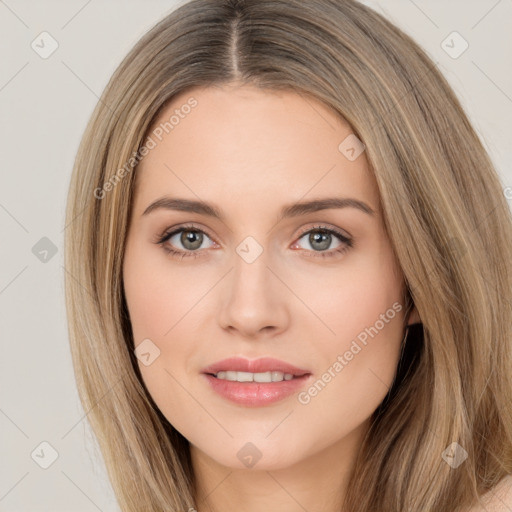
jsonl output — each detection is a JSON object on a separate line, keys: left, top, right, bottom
{"left": 122, "top": 83, "right": 421, "bottom": 512}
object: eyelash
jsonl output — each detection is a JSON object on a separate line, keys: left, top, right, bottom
{"left": 155, "top": 223, "right": 353, "bottom": 260}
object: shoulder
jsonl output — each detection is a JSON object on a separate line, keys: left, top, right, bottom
{"left": 468, "top": 475, "right": 512, "bottom": 512}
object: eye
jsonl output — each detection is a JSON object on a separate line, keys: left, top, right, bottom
{"left": 154, "top": 223, "right": 354, "bottom": 261}
{"left": 292, "top": 225, "right": 353, "bottom": 259}
{"left": 155, "top": 223, "right": 216, "bottom": 260}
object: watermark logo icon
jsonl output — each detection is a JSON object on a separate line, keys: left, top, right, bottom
{"left": 338, "top": 134, "right": 365, "bottom": 161}
{"left": 31, "top": 31, "right": 59, "bottom": 59}
{"left": 135, "top": 338, "right": 161, "bottom": 366}
{"left": 237, "top": 442, "right": 262, "bottom": 468}
{"left": 441, "top": 31, "right": 469, "bottom": 59}
{"left": 32, "top": 237, "right": 58, "bottom": 263}
{"left": 442, "top": 442, "right": 468, "bottom": 468}
{"left": 31, "top": 441, "right": 59, "bottom": 469}
{"left": 236, "top": 236, "right": 264, "bottom": 264}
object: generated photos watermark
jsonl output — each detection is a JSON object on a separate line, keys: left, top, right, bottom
{"left": 94, "top": 97, "right": 198, "bottom": 200}
{"left": 297, "top": 301, "right": 403, "bottom": 405}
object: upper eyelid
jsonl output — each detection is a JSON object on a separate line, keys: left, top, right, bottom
{"left": 160, "top": 223, "right": 215, "bottom": 242}
{"left": 296, "top": 224, "right": 351, "bottom": 240}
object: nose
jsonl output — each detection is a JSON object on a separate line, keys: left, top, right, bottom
{"left": 217, "top": 246, "right": 290, "bottom": 338}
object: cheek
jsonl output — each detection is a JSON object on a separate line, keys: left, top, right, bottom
{"left": 123, "top": 263, "right": 196, "bottom": 431}
{"left": 293, "top": 247, "right": 404, "bottom": 346}
{"left": 123, "top": 246, "right": 205, "bottom": 418}
{"left": 302, "top": 250, "right": 405, "bottom": 395}
{"left": 295, "top": 275, "right": 404, "bottom": 448}
{"left": 123, "top": 245, "right": 201, "bottom": 342}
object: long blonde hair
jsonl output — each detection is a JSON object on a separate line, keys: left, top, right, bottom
{"left": 64, "top": 0, "right": 512, "bottom": 510}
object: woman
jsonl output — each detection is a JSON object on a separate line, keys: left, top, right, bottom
{"left": 64, "top": 0, "right": 512, "bottom": 510}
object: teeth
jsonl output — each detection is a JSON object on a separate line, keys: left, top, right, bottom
{"left": 214, "top": 371, "right": 295, "bottom": 382}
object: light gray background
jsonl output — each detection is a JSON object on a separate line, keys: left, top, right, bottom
{"left": 1, "top": 1, "right": 511, "bottom": 510}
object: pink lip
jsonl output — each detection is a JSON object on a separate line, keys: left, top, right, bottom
{"left": 201, "top": 357, "right": 312, "bottom": 407}
{"left": 201, "top": 357, "right": 311, "bottom": 376}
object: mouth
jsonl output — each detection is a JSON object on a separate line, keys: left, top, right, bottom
{"left": 200, "top": 357, "right": 312, "bottom": 406}
{"left": 206, "top": 370, "right": 310, "bottom": 383}
{"left": 201, "top": 356, "right": 311, "bottom": 378}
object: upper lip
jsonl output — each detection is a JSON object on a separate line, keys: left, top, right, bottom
{"left": 202, "top": 357, "right": 311, "bottom": 377}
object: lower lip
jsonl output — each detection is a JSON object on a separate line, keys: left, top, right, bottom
{"left": 202, "top": 373, "right": 312, "bottom": 407}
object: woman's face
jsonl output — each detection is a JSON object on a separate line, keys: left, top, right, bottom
{"left": 123, "top": 83, "right": 409, "bottom": 471}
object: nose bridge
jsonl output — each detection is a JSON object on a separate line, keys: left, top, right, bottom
{"left": 217, "top": 236, "right": 289, "bottom": 335}
{"left": 232, "top": 241, "right": 270, "bottom": 294}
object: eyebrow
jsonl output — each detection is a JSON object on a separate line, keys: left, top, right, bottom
{"left": 142, "top": 196, "right": 375, "bottom": 221}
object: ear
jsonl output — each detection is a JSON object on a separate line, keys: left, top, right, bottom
{"left": 406, "top": 304, "right": 421, "bottom": 326}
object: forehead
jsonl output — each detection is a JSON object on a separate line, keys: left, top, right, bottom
{"left": 134, "top": 84, "right": 380, "bottom": 216}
